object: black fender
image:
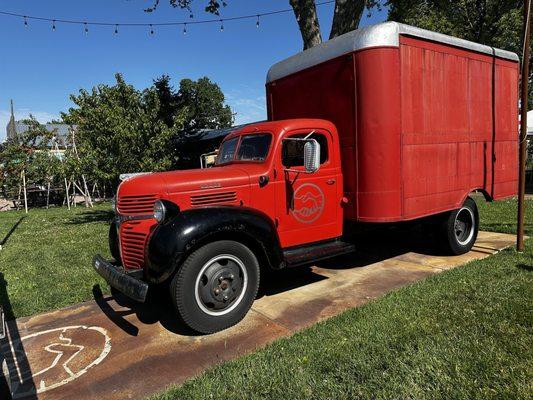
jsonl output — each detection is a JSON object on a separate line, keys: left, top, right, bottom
{"left": 145, "top": 206, "right": 283, "bottom": 283}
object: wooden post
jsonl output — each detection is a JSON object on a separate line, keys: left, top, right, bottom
{"left": 517, "top": 0, "right": 531, "bottom": 251}
{"left": 22, "top": 170, "right": 28, "bottom": 214}
{"left": 46, "top": 181, "right": 50, "bottom": 209}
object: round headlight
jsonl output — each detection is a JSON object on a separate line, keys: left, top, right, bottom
{"left": 153, "top": 200, "right": 166, "bottom": 223}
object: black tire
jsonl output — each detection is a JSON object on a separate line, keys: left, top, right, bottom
{"left": 440, "top": 197, "right": 479, "bottom": 255}
{"left": 170, "top": 240, "right": 260, "bottom": 334}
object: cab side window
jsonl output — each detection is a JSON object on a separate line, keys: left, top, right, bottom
{"left": 282, "top": 132, "right": 329, "bottom": 168}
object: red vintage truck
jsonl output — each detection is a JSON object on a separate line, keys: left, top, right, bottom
{"left": 94, "top": 22, "right": 519, "bottom": 333}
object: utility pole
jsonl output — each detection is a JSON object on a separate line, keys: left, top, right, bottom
{"left": 517, "top": 0, "right": 532, "bottom": 251}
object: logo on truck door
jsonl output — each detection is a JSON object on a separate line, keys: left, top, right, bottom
{"left": 291, "top": 183, "right": 325, "bottom": 223}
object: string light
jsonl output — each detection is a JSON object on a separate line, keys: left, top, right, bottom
{"left": 1, "top": 1, "right": 334, "bottom": 36}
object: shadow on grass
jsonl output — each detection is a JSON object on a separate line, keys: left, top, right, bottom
{"left": 516, "top": 263, "right": 533, "bottom": 271}
{"left": 66, "top": 210, "right": 114, "bottom": 225}
{"left": 0, "top": 217, "right": 25, "bottom": 248}
{"left": 0, "top": 272, "right": 37, "bottom": 399}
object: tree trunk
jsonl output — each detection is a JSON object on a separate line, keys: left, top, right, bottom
{"left": 289, "top": 0, "right": 323, "bottom": 49}
{"left": 329, "top": 0, "right": 366, "bottom": 39}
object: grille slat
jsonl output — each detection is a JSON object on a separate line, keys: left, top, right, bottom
{"left": 191, "top": 191, "right": 237, "bottom": 206}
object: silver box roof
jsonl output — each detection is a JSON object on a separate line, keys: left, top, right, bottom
{"left": 266, "top": 21, "right": 519, "bottom": 83}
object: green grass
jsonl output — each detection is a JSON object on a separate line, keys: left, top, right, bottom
{"left": 153, "top": 198, "right": 533, "bottom": 400}
{"left": 0, "top": 203, "right": 112, "bottom": 319}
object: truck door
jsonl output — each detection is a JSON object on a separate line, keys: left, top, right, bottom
{"left": 274, "top": 129, "right": 341, "bottom": 248}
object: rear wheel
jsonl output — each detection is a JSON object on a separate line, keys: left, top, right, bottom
{"left": 170, "top": 240, "right": 260, "bottom": 334}
{"left": 440, "top": 197, "right": 479, "bottom": 255}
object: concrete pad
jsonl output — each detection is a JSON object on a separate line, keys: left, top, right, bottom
{"left": 1, "top": 231, "right": 516, "bottom": 400}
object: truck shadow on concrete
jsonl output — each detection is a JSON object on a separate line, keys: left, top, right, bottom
{"left": 94, "top": 222, "right": 443, "bottom": 337}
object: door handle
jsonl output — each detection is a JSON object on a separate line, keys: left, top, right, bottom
{"left": 326, "top": 179, "right": 335, "bottom": 185}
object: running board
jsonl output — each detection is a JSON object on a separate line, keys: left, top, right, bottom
{"left": 283, "top": 239, "right": 355, "bottom": 267}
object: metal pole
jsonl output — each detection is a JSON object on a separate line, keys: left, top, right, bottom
{"left": 517, "top": 0, "right": 531, "bottom": 251}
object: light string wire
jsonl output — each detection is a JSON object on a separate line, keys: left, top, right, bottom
{"left": 0, "top": 1, "right": 334, "bottom": 30}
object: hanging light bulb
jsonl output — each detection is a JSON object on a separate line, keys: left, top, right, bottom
{"left": 52, "top": 20, "right": 56, "bottom": 31}
{"left": 296, "top": 13, "right": 301, "bottom": 22}
{"left": 220, "top": 19, "right": 224, "bottom": 32}
{"left": 24, "top": 16, "right": 28, "bottom": 27}
{"left": 84, "top": 22, "right": 89, "bottom": 34}
{"left": 114, "top": 24, "right": 119, "bottom": 34}
{"left": 183, "top": 23, "right": 187, "bottom": 35}
{"left": 256, "top": 15, "right": 260, "bottom": 28}
{"left": 150, "top": 24, "right": 154, "bottom": 35}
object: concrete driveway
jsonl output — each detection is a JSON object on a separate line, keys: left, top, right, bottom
{"left": 1, "top": 230, "right": 516, "bottom": 400}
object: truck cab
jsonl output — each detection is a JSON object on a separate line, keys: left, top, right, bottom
{"left": 94, "top": 119, "right": 352, "bottom": 333}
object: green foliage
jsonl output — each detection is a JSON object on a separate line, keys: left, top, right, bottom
{"left": 177, "top": 77, "right": 233, "bottom": 132}
{"left": 386, "top": 0, "right": 533, "bottom": 105}
{"left": 0, "top": 116, "right": 61, "bottom": 199}
{"left": 62, "top": 73, "right": 232, "bottom": 188}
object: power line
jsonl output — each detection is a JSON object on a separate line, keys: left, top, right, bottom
{"left": 0, "top": 1, "right": 334, "bottom": 33}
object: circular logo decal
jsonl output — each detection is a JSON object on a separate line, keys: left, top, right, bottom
{"left": 291, "top": 183, "right": 325, "bottom": 224}
{"left": 5, "top": 325, "right": 111, "bottom": 398}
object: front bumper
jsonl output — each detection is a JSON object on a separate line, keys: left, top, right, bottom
{"left": 93, "top": 254, "right": 148, "bottom": 303}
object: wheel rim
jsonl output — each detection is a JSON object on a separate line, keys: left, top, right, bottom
{"left": 194, "top": 254, "right": 248, "bottom": 316}
{"left": 454, "top": 207, "right": 475, "bottom": 246}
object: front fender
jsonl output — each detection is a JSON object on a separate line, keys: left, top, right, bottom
{"left": 145, "top": 206, "right": 283, "bottom": 283}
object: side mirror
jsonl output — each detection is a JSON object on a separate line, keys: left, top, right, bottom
{"left": 304, "top": 139, "right": 320, "bottom": 173}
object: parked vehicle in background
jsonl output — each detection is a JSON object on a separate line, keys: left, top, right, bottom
{"left": 94, "top": 22, "right": 519, "bottom": 333}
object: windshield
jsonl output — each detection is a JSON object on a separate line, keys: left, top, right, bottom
{"left": 216, "top": 133, "right": 272, "bottom": 165}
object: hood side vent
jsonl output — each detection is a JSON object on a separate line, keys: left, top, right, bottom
{"left": 191, "top": 191, "right": 237, "bottom": 206}
{"left": 118, "top": 194, "right": 157, "bottom": 215}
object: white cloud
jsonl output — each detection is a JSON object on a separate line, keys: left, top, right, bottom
{"left": 225, "top": 88, "right": 267, "bottom": 126}
{"left": 0, "top": 109, "right": 59, "bottom": 142}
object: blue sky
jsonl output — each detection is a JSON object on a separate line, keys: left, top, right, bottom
{"left": 0, "top": 0, "right": 388, "bottom": 140}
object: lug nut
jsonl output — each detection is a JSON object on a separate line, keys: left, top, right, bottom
{"left": 219, "top": 276, "right": 224, "bottom": 282}
{"left": 229, "top": 274, "right": 234, "bottom": 280}
{"left": 214, "top": 288, "right": 220, "bottom": 295}
{"left": 223, "top": 295, "right": 228, "bottom": 301}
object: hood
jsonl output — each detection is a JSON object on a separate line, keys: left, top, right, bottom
{"left": 159, "top": 165, "right": 251, "bottom": 195}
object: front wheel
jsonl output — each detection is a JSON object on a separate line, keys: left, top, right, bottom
{"left": 170, "top": 240, "right": 260, "bottom": 334}
{"left": 440, "top": 197, "right": 479, "bottom": 255}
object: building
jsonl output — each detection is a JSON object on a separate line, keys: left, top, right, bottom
{"left": 5, "top": 100, "right": 74, "bottom": 149}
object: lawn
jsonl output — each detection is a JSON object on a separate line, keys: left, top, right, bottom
{"left": 0, "top": 203, "right": 112, "bottom": 319}
{"left": 152, "top": 198, "right": 533, "bottom": 400}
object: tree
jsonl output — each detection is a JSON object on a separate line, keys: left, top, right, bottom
{"left": 177, "top": 77, "right": 233, "bottom": 132}
{"left": 152, "top": 75, "right": 233, "bottom": 132}
{"left": 62, "top": 74, "right": 185, "bottom": 189}
{"left": 145, "top": 1, "right": 380, "bottom": 50}
{"left": 387, "top": 0, "right": 533, "bottom": 104}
